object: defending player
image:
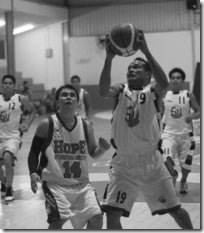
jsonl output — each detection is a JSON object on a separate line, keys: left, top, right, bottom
{"left": 161, "top": 68, "right": 200, "bottom": 194}
{"left": 71, "top": 75, "right": 92, "bottom": 121}
{"left": 99, "top": 30, "right": 193, "bottom": 229}
{"left": 0, "top": 74, "right": 35, "bottom": 201}
{"left": 28, "top": 84, "right": 110, "bottom": 229}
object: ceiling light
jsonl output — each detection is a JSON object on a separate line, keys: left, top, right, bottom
{"left": 0, "top": 20, "right": 6, "bottom": 27}
{"left": 13, "top": 24, "right": 34, "bottom": 35}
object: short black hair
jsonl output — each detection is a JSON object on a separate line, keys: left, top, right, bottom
{"left": 134, "top": 57, "right": 151, "bottom": 73}
{"left": 169, "top": 68, "right": 186, "bottom": 81}
{"left": 55, "top": 84, "right": 79, "bottom": 102}
{"left": 70, "top": 75, "right": 81, "bottom": 82}
{"left": 2, "top": 74, "right": 16, "bottom": 85}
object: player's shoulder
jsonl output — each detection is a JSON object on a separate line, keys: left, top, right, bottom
{"left": 111, "top": 82, "right": 125, "bottom": 95}
{"left": 83, "top": 88, "right": 90, "bottom": 96}
{"left": 18, "top": 93, "right": 27, "bottom": 101}
{"left": 35, "top": 116, "right": 51, "bottom": 138}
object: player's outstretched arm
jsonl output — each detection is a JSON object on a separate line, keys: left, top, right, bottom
{"left": 28, "top": 119, "right": 49, "bottom": 193}
{"left": 84, "top": 90, "right": 92, "bottom": 121}
{"left": 185, "top": 92, "right": 200, "bottom": 123}
{"left": 137, "top": 31, "right": 169, "bottom": 97}
{"left": 86, "top": 121, "right": 110, "bottom": 159}
{"left": 99, "top": 35, "right": 116, "bottom": 98}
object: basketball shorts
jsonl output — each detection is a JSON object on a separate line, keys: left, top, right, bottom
{"left": 102, "top": 150, "right": 181, "bottom": 217}
{"left": 0, "top": 137, "right": 21, "bottom": 165}
{"left": 42, "top": 182, "right": 102, "bottom": 229}
{"left": 161, "top": 132, "right": 194, "bottom": 170}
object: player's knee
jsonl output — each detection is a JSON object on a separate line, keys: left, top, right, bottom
{"left": 87, "top": 213, "right": 103, "bottom": 229}
{"left": 168, "top": 206, "right": 193, "bottom": 229}
{"left": 3, "top": 152, "right": 13, "bottom": 167}
{"left": 169, "top": 206, "right": 191, "bottom": 220}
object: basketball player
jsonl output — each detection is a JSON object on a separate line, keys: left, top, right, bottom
{"left": 161, "top": 68, "right": 200, "bottom": 194}
{"left": 0, "top": 74, "right": 35, "bottom": 201}
{"left": 70, "top": 75, "right": 92, "bottom": 121}
{"left": 28, "top": 84, "right": 110, "bottom": 229}
{"left": 99, "top": 31, "right": 193, "bottom": 229}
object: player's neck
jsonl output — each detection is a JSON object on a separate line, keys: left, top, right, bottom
{"left": 171, "top": 88, "right": 183, "bottom": 94}
{"left": 3, "top": 92, "right": 15, "bottom": 101}
{"left": 129, "top": 85, "right": 143, "bottom": 91}
{"left": 57, "top": 111, "right": 76, "bottom": 129}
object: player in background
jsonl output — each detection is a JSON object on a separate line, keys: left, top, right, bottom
{"left": 28, "top": 84, "right": 110, "bottom": 229}
{"left": 0, "top": 74, "right": 36, "bottom": 201}
{"left": 161, "top": 68, "right": 200, "bottom": 194}
{"left": 70, "top": 75, "right": 92, "bottom": 122}
{"left": 99, "top": 30, "right": 193, "bottom": 229}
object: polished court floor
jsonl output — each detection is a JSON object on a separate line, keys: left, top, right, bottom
{"left": 0, "top": 111, "right": 201, "bottom": 230}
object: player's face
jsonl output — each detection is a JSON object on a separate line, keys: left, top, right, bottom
{"left": 126, "top": 60, "right": 149, "bottom": 90}
{"left": 71, "top": 79, "right": 80, "bottom": 90}
{"left": 58, "top": 88, "right": 78, "bottom": 110}
{"left": 169, "top": 72, "right": 184, "bottom": 92}
{"left": 2, "top": 78, "right": 15, "bottom": 96}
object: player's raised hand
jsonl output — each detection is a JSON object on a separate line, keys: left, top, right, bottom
{"left": 136, "top": 30, "right": 150, "bottom": 55}
{"left": 105, "top": 34, "right": 116, "bottom": 60}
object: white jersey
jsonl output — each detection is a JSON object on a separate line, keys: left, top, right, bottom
{"left": 162, "top": 90, "right": 191, "bottom": 135}
{"left": 76, "top": 88, "right": 86, "bottom": 118}
{"left": 0, "top": 94, "right": 22, "bottom": 139}
{"left": 41, "top": 114, "right": 90, "bottom": 186}
{"left": 111, "top": 84, "right": 161, "bottom": 155}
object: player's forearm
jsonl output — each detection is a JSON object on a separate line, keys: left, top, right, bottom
{"left": 145, "top": 52, "right": 168, "bottom": 89}
{"left": 27, "top": 110, "right": 36, "bottom": 129}
{"left": 190, "top": 111, "right": 200, "bottom": 120}
{"left": 28, "top": 135, "right": 45, "bottom": 175}
{"left": 85, "top": 106, "right": 92, "bottom": 120}
{"left": 90, "top": 146, "right": 106, "bottom": 159}
{"left": 99, "top": 58, "right": 112, "bottom": 97}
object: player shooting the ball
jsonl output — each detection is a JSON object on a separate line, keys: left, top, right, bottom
{"left": 99, "top": 29, "right": 193, "bottom": 229}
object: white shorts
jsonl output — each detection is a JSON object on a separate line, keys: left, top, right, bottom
{"left": 161, "top": 132, "right": 194, "bottom": 170}
{"left": 0, "top": 138, "right": 21, "bottom": 165}
{"left": 102, "top": 150, "right": 180, "bottom": 217}
{"left": 42, "top": 182, "right": 102, "bottom": 229}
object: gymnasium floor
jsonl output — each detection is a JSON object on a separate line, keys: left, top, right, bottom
{"left": 0, "top": 111, "right": 201, "bottom": 230}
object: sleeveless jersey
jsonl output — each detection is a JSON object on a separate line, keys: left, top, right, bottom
{"left": 75, "top": 88, "right": 86, "bottom": 118}
{"left": 0, "top": 94, "right": 22, "bottom": 139}
{"left": 111, "top": 84, "right": 161, "bottom": 155}
{"left": 162, "top": 90, "right": 191, "bottom": 135}
{"left": 41, "top": 114, "right": 90, "bottom": 186}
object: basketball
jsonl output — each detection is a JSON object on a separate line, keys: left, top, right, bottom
{"left": 107, "top": 23, "right": 140, "bottom": 57}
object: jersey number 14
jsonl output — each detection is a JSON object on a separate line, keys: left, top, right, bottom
{"left": 63, "top": 161, "right": 82, "bottom": 178}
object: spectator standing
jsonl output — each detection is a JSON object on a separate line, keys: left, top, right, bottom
{"left": 71, "top": 75, "right": 92, "bottom": 121}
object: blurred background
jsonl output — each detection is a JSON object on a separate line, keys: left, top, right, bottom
{"left": 0, "top": 0, "right": 201, "bottom": 112}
